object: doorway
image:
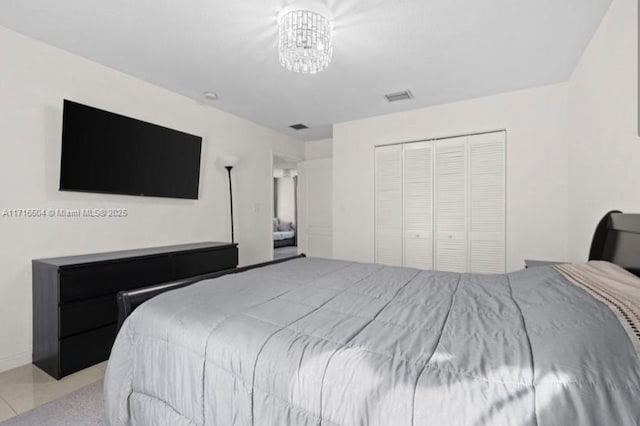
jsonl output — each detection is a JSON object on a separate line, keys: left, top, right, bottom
{"left": 272, "top": 154, "right": 299, "bottom": 260}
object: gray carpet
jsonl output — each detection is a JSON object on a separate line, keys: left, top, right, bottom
{"left": 1, "top": 380, "right": 104, "bottom": 426}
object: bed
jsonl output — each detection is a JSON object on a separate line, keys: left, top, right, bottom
{"left": 274, "top": 218, "right": 296, "bottom": 248}
{"left": 105, "top": 212, "right": 640, "bottom": 425}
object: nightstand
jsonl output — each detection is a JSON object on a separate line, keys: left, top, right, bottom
{"left": 524, "top": 259, "right": 567, "bottom": 268}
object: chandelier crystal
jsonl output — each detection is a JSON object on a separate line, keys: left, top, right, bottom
{"left": 278, "top": 1, "right": 333, "bottom": 74}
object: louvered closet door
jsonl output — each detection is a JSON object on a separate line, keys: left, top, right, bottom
{"left": 435, "top": 137, "right": 467, "bottom": 273}
{"left": 468, "top": 132, "right": 505, "bottom": 273}
{"left": 375, "top": 145, "right": 403, "bottom": 266}
{"left": 403, "top": 142, "right": 433, "bottom": 269}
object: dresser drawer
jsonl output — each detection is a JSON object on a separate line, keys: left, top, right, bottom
{"left": 173, "top": 248, "right": 237, "bottom": 278}
{"left": 113, "top": 256, "right": 173, "bottom": 290}
{"left": 59, "top": 264, "right": 116, "bottom": 303}
{"left": 59, "top": 256, "right": 172, "bottom": 303}
{"left": 59, "top": 295, "right": 117, "bottom": 338}
{"left": 59, "top": 324, "right": 117, "bottom": 376}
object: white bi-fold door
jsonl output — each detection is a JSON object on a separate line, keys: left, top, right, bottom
{"left": 403, "top": 142, "right": 434, "bottom": 269}
{"left": 374, "top": 145, "right": 403, "bottom": 266}
{"left": 374, "top": 131, "right": 505, "bottom": 273}
{"left": 434, "top": 137, "right": 468, "bottom": 273}
{"left": 467, "top": 132, "right": 506, "bottom": 273}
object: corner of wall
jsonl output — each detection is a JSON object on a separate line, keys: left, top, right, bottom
{"left": 566, "top": 0, "right": 639, "bottom": 262}
{"left": 304, "top": 138, "right": 333, "bottom": 160}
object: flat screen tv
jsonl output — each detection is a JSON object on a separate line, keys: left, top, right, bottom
{"left": 60, "top": 100, "right": 202, "bottom": 199}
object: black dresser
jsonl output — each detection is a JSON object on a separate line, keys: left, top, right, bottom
{"left": 32, "top": 242, "right": 238, "bottom": 379}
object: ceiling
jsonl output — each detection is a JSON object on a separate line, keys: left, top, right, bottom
{"left": 0, "top": 0, "right": 611, "bottom": 141}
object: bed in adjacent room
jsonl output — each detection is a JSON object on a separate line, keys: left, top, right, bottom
{"left": 105, "top": 212, "right": 640, "bottom": 425}
{"left": 273, "top": 218, "right": 296, "bottom": 248}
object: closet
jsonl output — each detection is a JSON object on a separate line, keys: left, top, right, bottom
{"left": 374, "top": 131, "right": 505, "bottom": 273}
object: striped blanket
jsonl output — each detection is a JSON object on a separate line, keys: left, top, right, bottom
{"left": 555, "top": 261, "right": 640, "bottom": 357}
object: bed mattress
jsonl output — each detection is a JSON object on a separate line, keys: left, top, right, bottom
{"left": 105, "top": 257, "right": 640, "bottom": 425}
{"left": 273, "top": 231, "right": 295, "bottom": 240}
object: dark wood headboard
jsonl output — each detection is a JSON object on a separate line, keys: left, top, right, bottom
{"left": 589, "top": 210, "right": 640, "bottom": 277}
{"left": 116, "top": 254, "right": 306, "bottom": 331}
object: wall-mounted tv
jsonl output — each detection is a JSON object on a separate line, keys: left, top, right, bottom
{"left": 60, "top": 100, "right": 203, "bottom": 199}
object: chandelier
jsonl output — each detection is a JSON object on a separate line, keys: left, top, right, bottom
{"left": 278, "top": 1, "right": 333, "bottom": 74}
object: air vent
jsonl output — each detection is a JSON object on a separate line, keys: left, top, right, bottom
{"left": 385, "top": 90, "right": 414, "bottom": 102}
{"left": 289, "top": 123, "right": 309, "bottom": 130}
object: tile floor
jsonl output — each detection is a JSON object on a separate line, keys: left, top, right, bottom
{"left": 0, "top": 361, "right": 107, "bottom": 422}
{"left": 274, "top": 245, "right": 298, "bottom": 260}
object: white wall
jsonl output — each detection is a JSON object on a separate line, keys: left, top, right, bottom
{"left": 333, "top": 84, "right": 570, "bottom": 272}
{"left": 0, "top": 26, "right": 303, "bottom": 372}
{"left": 567, "top": 0, "right": 640, "bottom": 261}
{"left": 275, "top": 177, "right": 296, "bottom": 224}
{"left": 305, "top": 138, "right": 333, "bottom": 160}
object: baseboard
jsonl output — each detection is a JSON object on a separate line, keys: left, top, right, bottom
{"left": 0, "top": 350, "right": 31, "bottom": 374}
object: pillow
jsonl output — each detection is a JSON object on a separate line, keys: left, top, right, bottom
{"left": 277, "top": 221, "right": 292, "bottom": 232}
{"left": 273, "top": 218, "right": 279, "bottom": 232}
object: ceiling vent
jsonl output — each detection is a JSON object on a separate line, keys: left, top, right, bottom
{"left": 289, "top": 123, "right": 309, "bottom": 130}
{"left": 385, "top": 90, "right": 414, "bottom": 102}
